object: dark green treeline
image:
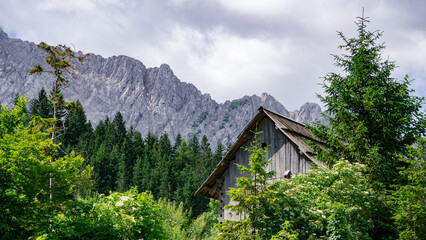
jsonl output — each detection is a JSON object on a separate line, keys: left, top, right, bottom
{"left": 29, "top": 88, "right": 224, "bottom": 218}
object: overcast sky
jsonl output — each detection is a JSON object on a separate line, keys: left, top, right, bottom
{"left": 1, "top": 0, "right": 425, "bottom": 110}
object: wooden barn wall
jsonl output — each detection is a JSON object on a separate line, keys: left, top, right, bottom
{"left": 220, "top": 117, "right": 311, "bottom": 222}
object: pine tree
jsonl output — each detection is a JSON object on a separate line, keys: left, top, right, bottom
{"left": 92, "top": 118, "right": 108, "bottom": 153}
{"left": 121, "top": 138, "right": 135, "bottom": 189}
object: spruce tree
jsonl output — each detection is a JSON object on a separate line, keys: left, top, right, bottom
{"left": 157, "top": 133, "right": 173, "bottom": 199}
{"left": 112, "top": 111, "right": 126, "bottom": 144}
{"left": 132, "top": 130, "right": 145, "bottom": 157}
{"left": 29, "top": 88, "right": 53, "bottom": 118}
{"left": 132, "top": 154, "right": 153, "bottom": 193}
{"left": 200, "top": 135, "right": 214, "bottom": 177}
{"left": 311, "top": 14, "right": 425, "bottom": 187}
{"left": 214, "top": 143, "right": 225, "bottom": 163}
{"left": 93, "top": 143, "right": 117, "bottom": 194}
{"left": 173, "top": 133, "right": 182, "bottom": 154}
{"left": 60, "top": 100, "right": 91, "bottom": 149}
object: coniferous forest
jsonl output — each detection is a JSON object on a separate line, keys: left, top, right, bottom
{"left": 32, "top": 89, "right": 223, "bottom": 218}
{"left": 3, "top": 90, "right": 223, "bottom": 239}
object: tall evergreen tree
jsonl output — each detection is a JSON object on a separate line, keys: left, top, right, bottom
{"left": 200, "top": 135, "right": 214, "bottom": 177}
{"left": 214, "top": 143, "right": 225, "bottom": 164}
{"left": 112, "top": 112, "right": 126, "bottom": 144}
{"left": 133, "top": 154, "right": 153, "bottom": 193}
{"left": 156, "top": 133, "right": 173, "bottom": 198}
{"left": 104, "top": 117, "right": 118, "bottom": 149}
{"left": 115, "top": 149, "right": 127, "bottom": 193}
{"left": 132, "top": 130, "right": 145, "bottom": 157}
{"left": 310, "top": 14, "right": 425, "bottom": 186}
{"left": 121, "top": 138, "right": 135, "bottom": 189}
{"left": 92, "top": 143, "right": 117, "bottom": 194}
{"left": 309, "top": 14, "right": 425, "bottom": 239}
{"left": 29, "top": 88, "right": 53, "bottom": 118}
{"left": 60, "top": 100, "right": 91, "bottom": 149}
{"left": 189, "top": 135, "right": 200, "bottom": 156}
{"left": 92, "top": 118, "right": 108, "bottom": 153}
{"left": 173, "top": 133, "right": 183, "bottom": 154}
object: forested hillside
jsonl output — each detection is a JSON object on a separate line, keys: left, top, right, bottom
{"left": 29, "top": 87, "right": 223, "bottom": 218}
{"left": 2, "top": 93, "right": 222, "bottom": 239}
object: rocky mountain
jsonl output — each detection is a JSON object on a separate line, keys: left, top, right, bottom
{"left": 0, "top": 29, "right": 324, "bottom": 146}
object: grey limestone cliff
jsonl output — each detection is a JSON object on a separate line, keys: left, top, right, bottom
{"left": 0, "top": 29, "right": 324, "bottom": 146}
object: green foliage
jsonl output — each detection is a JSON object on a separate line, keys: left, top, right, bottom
{"left": 310, "top": 15, "right": 425, "bottom": 187}
{"left": 390, "top": 136, "right": 426, "bottom": 239}
{"left": 216, "top": 130, "right": 379, "bottom": 239}
{"left": 270, "top": 160, "right": 382, "bottom": 239}
{"left": 5, "top": 42, "right": 222, "bottom": 239}
{"left": 40, "top": 188, "right": 166, "bottom": 240}
{"left": 59, "top": 100, "right": 92, "bottom": 151}
{"left": 272, "top": 161, "right": 380, "bottom": 239}
{"left": 190, "top": 199, "right": 219, "bottom": 239}
{"left": 30, "top": 43, "right": 89, "bottom": 148}
{"left": 0, "top": 97, "right": 92, "bottom": 238}
{"left": 307, "top": 14, "right": 426, "bottom": 239}
{"left": 217, "top": 130, "right": 277, "bottom": 239}
{"left": 60, "top": 109, "right": 220, "bottom": 219}
{"left": 92, "top": 142, "right": 118, "bottom": 194}
{"left": 30, "top": 88, "right": 53, "bottom": 119}
{"left": 157, "top": 198, "right": 218, "bottom": 240}
{"left": 159, "top": 198, "right": 190, "bottom": 239}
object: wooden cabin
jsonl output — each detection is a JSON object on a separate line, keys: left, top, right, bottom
{"left": 195, "top": 106, "right": 325, "bottom": 223}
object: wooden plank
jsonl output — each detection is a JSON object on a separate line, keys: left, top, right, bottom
{"left": 278, "top": 134, "right": 285, "bottom": 178}
{"left": 290, "top": 141, "right": 299, "bottom": 174}
{"left": 285, "top": 136, "right": 290, "bottom": 173}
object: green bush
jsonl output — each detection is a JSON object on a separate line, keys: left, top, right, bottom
{"left": 41, "top": 188, "right": 166, "bottom": 240}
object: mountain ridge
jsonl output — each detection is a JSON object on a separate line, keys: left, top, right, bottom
{"left": 0, "top": 29, "right": 325, "bottom": 146}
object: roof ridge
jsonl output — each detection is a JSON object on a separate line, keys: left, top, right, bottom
{"left": 258, "top": 105, "right": 307, "bottom": 127}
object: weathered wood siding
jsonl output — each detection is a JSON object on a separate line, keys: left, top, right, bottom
{"left": 219, "top": 117, "right": 311, "bottom": 223}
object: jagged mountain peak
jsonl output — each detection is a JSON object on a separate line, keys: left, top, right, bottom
{"left": 290, "top": 102, "right": 325, "bottom": 125}
{"left": 0, "top": 30, "right": 324, "bottom": 146}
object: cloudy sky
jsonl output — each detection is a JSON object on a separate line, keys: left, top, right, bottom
{"left": 1, "top": 0, "right": 425, "bottom": 110}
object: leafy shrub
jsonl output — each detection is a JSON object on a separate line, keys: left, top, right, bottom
{"left": 41, "top": 188, "right": 166, "bottom": 240}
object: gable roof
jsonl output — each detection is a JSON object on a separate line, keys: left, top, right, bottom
{"left": 195, "top": 106, "right": 325, "bottom": 199}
